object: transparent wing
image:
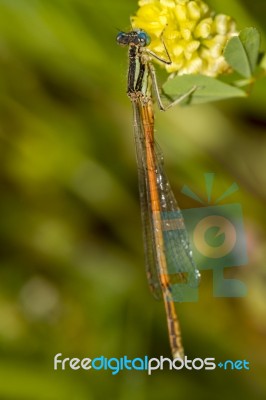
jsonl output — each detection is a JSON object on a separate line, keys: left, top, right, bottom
{"left": 156, "top": 150, "right": 200, "bottom": 285}
{"left": 132, "top": 102, "right": 200, "bottom": 301}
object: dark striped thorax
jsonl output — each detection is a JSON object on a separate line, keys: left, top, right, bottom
{"left": 116, "top": 30, "right": 152, "bottom": 101}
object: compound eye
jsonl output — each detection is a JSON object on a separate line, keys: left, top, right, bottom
{"left": 137, "top": 31, "right": 151, "bottom": 46}
{"left": 116, "top": 32, "right": 127, "bottom": 46}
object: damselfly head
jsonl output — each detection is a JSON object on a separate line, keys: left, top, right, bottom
{"left": 116, "top": 30, "right": 151, "bottom": 47}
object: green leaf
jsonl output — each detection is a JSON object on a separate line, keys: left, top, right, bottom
{"left": 224, "top": 36, "right": 250, "bottom": 77}
{"left": 239, "top": 28, "right": 260, "bottom": 72}
{"left": 224, "top": 27, "right": 260, "bottom": 78}
{"left": 163, "top": 75, "right": 246, "bottom": 105}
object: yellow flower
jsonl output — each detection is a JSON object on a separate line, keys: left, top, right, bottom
{"left": 131, "top": 0, "right": 237, "bottom": 76}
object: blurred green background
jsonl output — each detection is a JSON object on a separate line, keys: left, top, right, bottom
{"left": 0, "top": 0, "right": 266, "bottom": 399}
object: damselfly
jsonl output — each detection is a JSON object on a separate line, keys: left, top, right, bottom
{"left": 116, "top": 29, "right": 200, "bottom": 359}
